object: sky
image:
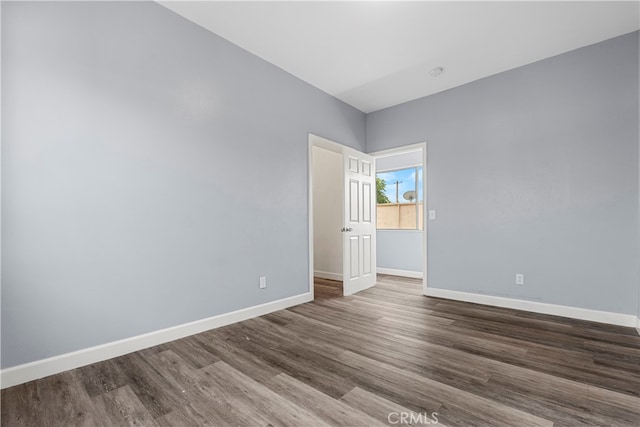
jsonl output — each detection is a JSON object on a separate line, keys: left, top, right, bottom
{"left": 377, "top": 167, "right": 423, "bottom": 203}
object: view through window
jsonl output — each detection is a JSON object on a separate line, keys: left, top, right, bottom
{"left": 376, "top": 167, "right": 423, "bottom": 230}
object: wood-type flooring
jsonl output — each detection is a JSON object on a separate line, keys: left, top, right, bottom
{"left": 2, "top": 275, "right": 639, "bottom": 426}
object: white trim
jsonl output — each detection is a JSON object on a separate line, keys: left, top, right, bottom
{"left": 1, "top": 292, "right": 312, "bottom": 389}
{"left": 424, "top": 287, "right": 637, "bottom": 328}
{"left": 369, "top": 143, "right": 424, "bottom": 158}
{"left": 421, "top": 144, "right": 428, "bottom": 294}
{"left": 377, "top": 268, "right": 423, "bottom": 279}
{"left": 314, "top": 271, "right": 343, "bottom": 281}
{"left": 377, "top": 164, "right": 422, "bottom": 173}
{"left": 0, "top": 3, "right": 3, "bottom": 373}
{"left": 308, "top": 136, "right": 315, "bottom": 300}
{"left": 636, "top": 316, "right": 640, "bottom": 336}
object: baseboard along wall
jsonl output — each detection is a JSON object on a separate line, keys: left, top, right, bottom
{"left": 1, "top": 292, "right": 313, "bottom": 389}
{"left": 376, "top": 268, "right": 423, "bottom": 279}
{"left": 4, "top": 283, "right": 636, "bottom": 389}
{"left": 425, "top": 287, "right": 638, "bottom": 328}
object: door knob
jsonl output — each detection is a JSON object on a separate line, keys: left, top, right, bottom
{"left": 341, "top": 227, "right": 353, "bottom": 232}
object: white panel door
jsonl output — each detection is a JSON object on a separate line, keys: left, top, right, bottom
{"left": 342, "top": 148, "right": 376, "bottom": 295}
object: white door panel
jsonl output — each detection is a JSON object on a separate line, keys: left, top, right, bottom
{"left": 349, "top": 236, "right": 359, "bottom": 279}
{"left": 362, "top": 182, "right": 371, "bottom": 223}
{"left": 343, "top": 148, "right": 376, "bottom": 295}
{"left": 349, "top": 180, "right": 359, "bottom": 222}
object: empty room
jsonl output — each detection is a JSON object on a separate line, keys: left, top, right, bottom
{"left": 1, "top": 1, "right": 639, "bottom": 426}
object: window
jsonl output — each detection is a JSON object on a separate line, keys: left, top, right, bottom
{"left": 376, "top": 166, "right": 423, "bottom": 230}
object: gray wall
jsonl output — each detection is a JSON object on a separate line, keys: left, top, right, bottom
{"left": 368, "top": 31, "right": 639, "bottom": 315}
{"left": 377, "top": 231, "right": 422, "bottom": 273}
{"left": 1, "top": 1, "right": 365, "bottom": 368}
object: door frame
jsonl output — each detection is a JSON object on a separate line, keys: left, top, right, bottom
{"left": 368, "top": 142, "right": 428, "bottom": 294}
{"left": 308, "top": 133, "right": 374, "bottom": 298}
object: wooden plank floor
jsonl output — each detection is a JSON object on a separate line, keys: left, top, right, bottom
{"left": 2, "top": 275, "right": 639, "bottom": 426}
{"left": 313, "top": 277, "right": 343, "bottom": 300}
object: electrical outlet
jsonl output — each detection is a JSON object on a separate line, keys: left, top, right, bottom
{"left": 515, "top": 274, "right": 524, "bottom": 286}
{"left": 259, "top": 276, "right": 267, "bottom": 289}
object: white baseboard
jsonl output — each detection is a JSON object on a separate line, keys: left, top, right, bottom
{"left": 377, "top": 268, "right": 423, "bottom": 279}
{"left": 1, "top": 292, "right": 312, "bottom": 389}
{"left": 424, "top": 287, "right": 637, "bottom": 328}
{"left": 314, "top": 270, "right": 343, "bottom": 281}
{"left": 636, "top": 316, "right": 640, "bottom": 336}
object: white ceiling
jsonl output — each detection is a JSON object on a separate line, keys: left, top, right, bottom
{"left": 160, "top": 1, "right": 640, "bottom": 113}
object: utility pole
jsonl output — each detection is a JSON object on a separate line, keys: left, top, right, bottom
{"left": 394, "top": 180, "right": 402, "bottom": 203}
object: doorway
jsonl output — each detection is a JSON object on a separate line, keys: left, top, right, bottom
{"left": 370, "top": 143, "right": 428, "bottom": 294}
{"left": 311, "top": 144, "right": 343, "bottom": 299}
{"left": 308, "top": 134, "right": 377, "bottom": 300}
